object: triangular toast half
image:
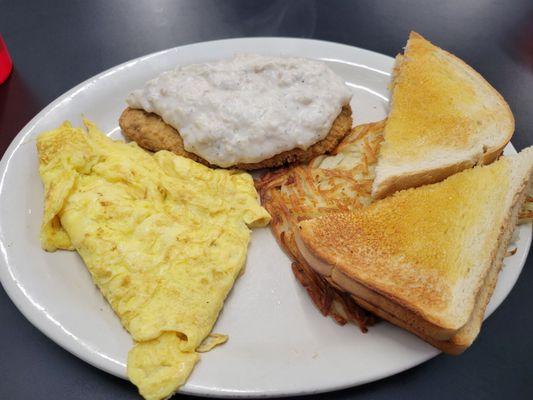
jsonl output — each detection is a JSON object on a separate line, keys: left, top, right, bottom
{"left": 372, "top": 32, "right": 514, "bottom": 199}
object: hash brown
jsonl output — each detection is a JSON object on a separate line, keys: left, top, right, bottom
{"left": 256, "top": 121, "right": 385, "bottom": 329}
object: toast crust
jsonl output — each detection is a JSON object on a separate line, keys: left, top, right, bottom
{"left": 119, "top": 105, "right": 352, "bottom": 170}
{"left": 446, "top": 170, "right": 531, "bottom": 350}
{"left": 374, "top": 157, "right": 476, "bottom": 201}
{"left": 349, "top": 295, "right": 465, "bottom": 354}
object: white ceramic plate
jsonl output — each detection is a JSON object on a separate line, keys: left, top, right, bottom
{"left": 0, "top": 38, "right": 530, "bottom": 398}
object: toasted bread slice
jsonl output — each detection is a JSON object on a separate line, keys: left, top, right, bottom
{"left": 299, "top": 147, "right": 533, "bottom": 348}
{"left": 119, "top": 105, "right": 352, "bottom": 171}
{"left": 372, "top": 32, "right": 514, "bottom": 199}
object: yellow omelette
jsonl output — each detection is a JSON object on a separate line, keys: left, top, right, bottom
{"left": 37, "top": 120, "right": 270, "bottom": 400}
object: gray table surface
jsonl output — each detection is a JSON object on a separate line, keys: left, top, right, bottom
{"left": 0, "top": 1, "right": 532, "bottom": 399}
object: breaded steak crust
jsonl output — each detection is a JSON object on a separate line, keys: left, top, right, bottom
{"left": 119, "top": 105, "right": 352, "bottom": 170}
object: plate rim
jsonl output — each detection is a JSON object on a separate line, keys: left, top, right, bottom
{"left": 0, "top": 36, "right": 530, "bottom": 398}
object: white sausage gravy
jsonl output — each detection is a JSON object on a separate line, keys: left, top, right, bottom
{"left": 127, "top": 54, "right": 352, "bottom": 167}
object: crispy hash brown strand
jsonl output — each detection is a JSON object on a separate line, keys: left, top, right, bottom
{"left": 119, "top": 105, "right": 353, "bottom": 170}
{"left": 256, "top": 121, "right": 386, "bottom": 330}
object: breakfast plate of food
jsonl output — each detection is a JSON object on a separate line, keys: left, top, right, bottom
{"left": 0, "top": 34, "right": 531, "bottom": 399}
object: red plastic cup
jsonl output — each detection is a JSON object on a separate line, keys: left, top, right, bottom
{"left": 0, "top": 34, "right": 13, "bottom": 84}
